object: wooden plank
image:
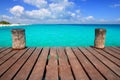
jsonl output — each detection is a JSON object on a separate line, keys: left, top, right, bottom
{"left": 114, "top": 47, "right": 120, "bottom": 50}
{"left": 0, "top": 48, "right": 27, "bottom": 76}
{"left": 112, "top": 47, "right": 120, "bottom": 52}
{"left": 57, "top": 48, "right": 74, "bottom": 80}
{"left": 46, "top": 48, "right": 58, "bottom": 80}
{"left": 103, "top": 48, "right": 120, "bottom": 60}
{"left": 79, "top": 47, "right": 120, "bottom": 80}
{"left": 13, "top": 48, "right": 41, "bottom": 80}
{"left": 117, "top": 47, "right": 120, "bottom": 49}
{"left": 29, "top": 48, "right": 49, "bottom": 80}
{"left": 57, "top": 48, "right": 69, "bottom": 65}
{"left": 0, "top": 50, "right": 18, "bottom": 65}
{"left": 0, "top": 48, "right": 2, "bottom": 51}
{"left": 108, "top": 47, "right": 120, "bottom": 54}
{"left": 0, "top": 47, "right": 120, "bottom": 80}
{"left": 0, "top": 48, "right": 12, "bottom": 59}
{"left": 65, "top": 47, "right": 89, "bottom": 80}
{"left": 0, "top": 49, "right": 1, "bottom": 52}
{"left": 0, "top": 48, "right": 9, "bottom": 53}
{"left": 93, "top": 48, "right": 120, "bottom": 67}
{"left": 72, "top": 48, "right": 105, "bottom": 80}
{"left": 0, "top": 48, "right": 35, "bottom": 80}
{"left": 86, "top": 47, "right": 120, "bottom": 78}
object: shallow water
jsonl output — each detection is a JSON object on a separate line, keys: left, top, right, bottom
{"left": 0, "top": 24, "right": 120, "bottom": 47}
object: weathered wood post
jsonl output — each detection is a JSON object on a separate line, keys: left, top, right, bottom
{"left": 94, "top": 28, "right": 106, "bottom": 49}
{"left": 11, "top": 29, "right": 26, "bottom": 49}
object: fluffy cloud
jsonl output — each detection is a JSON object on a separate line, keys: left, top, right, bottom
{"left": 49, "top": 3, "right": 65, "bottom": 18}
{"left": 49, "top": 3, "right": 65, "bottom": 12}
{"left": 20, "top": 0, "right": 75, "bottom": 20}
{"left": 85, "top": 16, "right": 94, "bottom": 20}
{"left": 24, "top": 0, "right": 47, "bottom": 8}
{"left": 8, "top": 0, "right": 105, "bottom": 24}
{"left": 77, "top": 16, "right": 95, "bottom": 23}
{"left": 25, "top": 9, "right": 51, "bottom": 19}
{"left": 76, "top": 10, "right": 80, "bottom": 13}
{"left": 10, "top": 5, "right": 24, "bottom": 16}
{"left": 1, "top": 0, "right": 120, "bottom": 24}
{"left": 7, "top": 0, "right": 78, "bottom": 23}
{"left": 48, "top": 1, "right": 74, "bottom": 19}
{"left": 1, "top": 15, "right": 13, "bottom": 19}
{"left": 50, "top": 0, "right": 68, "bottom": 3}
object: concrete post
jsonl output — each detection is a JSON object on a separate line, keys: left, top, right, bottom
{"left": 11, "top": 29, "right": 26, "bottom": 49}
{"left": 94, "top": 28, "right": 106, "bottom": 49}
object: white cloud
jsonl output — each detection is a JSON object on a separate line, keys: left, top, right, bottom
{"left": 76, "top": 10, "right": 80, "bottom": 13}
{"left": 24, "top": 0, "right": 47, "bottom": 8}
{"left": 71, "top": 13, "right": 76, "bottom": 17}
{"left": 49, "top": 0, "right": 74, "bottom": 10}
{"left": 117, "top": 18, "right": 120, "bottom": 21}
{"left": 85, "top": 16, "right": 94, "bottom": 20}
{"left": 1, "top": 0, "right": 120, "bottom": 24}
{"left": 49, "top": 1, "right": 74, "bottom": 18}
{"left": 21, "top": 0, "right": 75, "bottom": 20}
{"left": 1, "top": 14, "right": 120, "bottom": 24}
{"left": 23, "top": 0, "right": 75, "bottom": 20}
{"left": 0, "top": 15, "right": 13, "bottom": 23}
{"left": 99, "top": 19, "right": 107, "bottom": 22}
{"left": 0, "top": 15, "right": 39, "bottom": 24}
{"left": 10, "top": 5, "right": 24, "bottom": 16}
{"left": 111, "top": 4, "right": 120, "bottom": 8}
{"left": 117, "top": 18, "right": 120, "bottom": 20}
{"left": 50, "top": 0, "right": 68, "bottom": 3}
{"left": 2, "top": 15, "right": 13, "bottom": 20}
{"left": 49, "top": 3, "right": 64, "bottom": 12}
{"left": 25, "top": 9, "right": 51, "bottom": 19}
{"left": 7, "top": 0, "right": 118, "bottom": 24}
{"left": 49, "top": 3, "right": 65, "bottom": 19}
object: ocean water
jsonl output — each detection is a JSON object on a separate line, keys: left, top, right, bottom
{"left": 0, "top": 24, "right": 120, "bottom": 47}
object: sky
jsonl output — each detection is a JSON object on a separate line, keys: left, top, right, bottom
{"left": 0, "top": 0, "right": 120, "bottom": 24}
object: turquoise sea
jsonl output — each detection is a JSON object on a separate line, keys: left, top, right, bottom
{"left": 0, "top": 24, "right": 120, "bottom": 47}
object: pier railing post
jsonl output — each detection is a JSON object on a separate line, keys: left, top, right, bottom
{"left": 94, "top": 28, "right": 106, "bottom": 49}
{"left": 11, "top": 29, "right": 26, "bottom": 49}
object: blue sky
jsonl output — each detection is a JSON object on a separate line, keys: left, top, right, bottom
{"left": 0, "top": 0, "right": 120, "bottom": 24}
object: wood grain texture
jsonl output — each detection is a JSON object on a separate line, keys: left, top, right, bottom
{"left": 0, "top": 47, "right": 120, "bottom": 80}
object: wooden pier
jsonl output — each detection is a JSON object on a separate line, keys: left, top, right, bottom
{"left": 0, "top": 47, "right": 120, "bottom": 80}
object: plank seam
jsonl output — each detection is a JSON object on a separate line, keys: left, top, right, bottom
{"left": 0, "top": 48, "right": 9, "bottom": 53}
{"left": 64, "top": 48, "right": 76, "bottom": 80}
{"left": 0, "top": 50, "right": 19, "bottom": 66}
{"left": 102, "top": 49, "right": 120, "bottom": 60}
{"left": 84, "top": 48, "right": 108, "bottom": 80}
{"left": 27, "top": 48, "right": 43, "bottom": 80}
{"left": 108, "top": 48, "right": 120, "bottom": 55}
{"left": 0, "top": 48, "right": 29, "bottom": 77}
{"left": 0, "top": 49, "right": 12, "bottom": 59}
{"left": 71, "top": 48, "right": 92, "bottom": 80}
{"left": 42, "top": 48, "right": 50, "bottom": 80}
{"left": 56, "top": 49, "right": 60, "bottom": 80}
{"left": 86, "top": 48, "right": 120, "bottom": 77}
{"left": 112, "top": 47, "right": 120, "bottom": 52}
{"left": 11, "top": 48, "right": 36, "bottom": 79}
{"left": 93, "top": 48, "right": 120, "bottom": 67}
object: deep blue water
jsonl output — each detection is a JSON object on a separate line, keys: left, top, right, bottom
{"left": 0, "top": 24, "right": 120, "bottom": 47}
